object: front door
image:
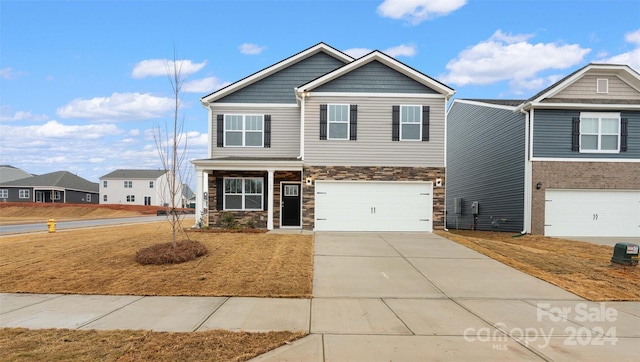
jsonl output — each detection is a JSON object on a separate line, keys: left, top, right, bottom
{"left": 281, "top": 183, "right": 301, "bottom": 227}
{"left": 36, "top": 191, "right": 44, "bottom": 202}
{"left": 144, "top": 196, "right": 151, "bottom": 206}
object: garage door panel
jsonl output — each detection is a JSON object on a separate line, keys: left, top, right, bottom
{"left": 545, "top": 190, "right": 640, "bottom": 237}
{"left": 315, "top": 181, "right": 433, "bottom": 232}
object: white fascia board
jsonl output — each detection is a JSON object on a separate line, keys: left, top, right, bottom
{"left": 524, "top": 102, "right": 640, "bottom": 111}
{"left": 209, "top": 103, "right": 300, "bottom": 108}
{"left": 531, "top": 157, "right": 640, "bottom": 163}
{"left": 306, "top": 92, "right": 446, "bottom": 99}
{"left": 201, "top": 43, "right": 353, "bottom": 104}
{"left": 297, "top": 51, "right": 455, "bottom": 98}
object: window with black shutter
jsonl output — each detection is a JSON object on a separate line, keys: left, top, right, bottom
{"left": 422, "top": 105, "right": 430, "bottom": 142}
{"left": 392, "top": 105, "right": 400, "bottom": 141}
{"left": 319, "top": 104, "right": 327, "bottom": 140}
{"left": 216, "top": 114, "right": 224, "bottom": 147}
{"left": 621, "top": 118, "right": 628, "bottom": 152}
{"left": 264, "top": 115, "right": 271, "bottom": 148}
{"left": 349, "top": 105, "right": 357, "bottom": 141}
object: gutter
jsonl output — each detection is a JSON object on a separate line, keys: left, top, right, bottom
{"left": 294, "top": 87, "right": 305, "bottom": 160}
{"left": 518, "top": 106, "right": 531, "bottom": 235}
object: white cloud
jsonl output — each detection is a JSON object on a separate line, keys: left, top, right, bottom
{"left": 183, "top": 76, "right": 232, "bottom": 93}
{"left": 239, "top": 43, "right": 267, "bottom": 55}
{"left": 0, "top": 107, "right": 49, "bottom": 122}
{"left": 131, "top": 59, "right": 207, "bottom": 79}
{"left": 596, "top": 29, "right": 640, "bottom": 71}
{"left": 0, "top": 67, "right": 26, "bottom": 80}
{"left": 377, "top": 0, "right": 467, "bottom": 24}
{"left": 344, "top": 44, "right": 417, "bottom": 59}
{"left": 441, "top": 30, "right": 590, "bottom": 93}
{"left": 56, "top": 92, "right": 174, "bottom": 121}
{"left": 27, "top": 120, "right": 121, "bottom": 139}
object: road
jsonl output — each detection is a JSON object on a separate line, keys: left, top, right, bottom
{"left": 0, "top": 215, "right": 195, "bottom": 235}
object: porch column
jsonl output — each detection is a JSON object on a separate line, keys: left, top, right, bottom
{"left": 194, "top": 169, "right": 207, "bottom": 227}
{"left": 267, "top": 169, "right": 274, "bottom": 230}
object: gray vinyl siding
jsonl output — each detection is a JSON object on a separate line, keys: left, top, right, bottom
{"left": 532, "top": 109, "right": 640, "bottom": 159}
{"left": 313, "top": 60, "right": 438, "bottom": 94}
{"left": 217, "top": 52, "right": 346, "bottom": 104}
{"left": 553, "top": 75, "right": 640, "bottom": 100}
{"left": 446, "top": 101, "right": 525, "bottom": 232}
{"left": 0, "top": 187, "right": 33, "bottom": 202}
{"left": 210, "top": 106, "right": 300, "bottom": 158}
{"left": 304, "top": 96, "right": 445, "bottom": 167}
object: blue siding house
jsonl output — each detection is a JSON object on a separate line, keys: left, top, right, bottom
{"left": 446, "top": 64, "right": 640, "bottom": 237}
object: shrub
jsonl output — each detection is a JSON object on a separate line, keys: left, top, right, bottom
{"left": 220, "top": 213, "right": 238, "bottom": 229}
{"left": 135, "top": 239, "right": 208, "bottom": 265}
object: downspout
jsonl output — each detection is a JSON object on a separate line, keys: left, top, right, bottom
{"left": 294, "top": 87, "right": 304, "bottom": 161}
{"left": 519, "top": 106, "right": 531, "bottom": 235}
{"left": 443, "top": 96, "right": 451, "bottom": 232}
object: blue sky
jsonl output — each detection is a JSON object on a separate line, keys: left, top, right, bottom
{"left": 1, "top": 0, "right": 639, "bottom": 187}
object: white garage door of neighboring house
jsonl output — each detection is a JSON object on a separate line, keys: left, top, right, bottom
{"left": 545, "top": 189, "right": 640, "bottom": 237}
{"left": 314, "top": 181, "right": 433, "bottom": 232}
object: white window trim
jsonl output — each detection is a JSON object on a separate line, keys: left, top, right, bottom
{"left": 19, "top": 189, "right": 30, "bottom": 199}
{"left": 103, "top": 195, "right": 108, "bottom": 202}
{"left": 224, "top": 114, "right": 264, "bottom": 147}
{"left": 87, "top": 194, "right": 91, "bottom": 202}
{"left": 0, "top": 189, "right": 7, "bottom": 198}
{"left": 149, "top": 181, "right": 154, "bottom": 188}
{"left": 126, "top": 195, "right": 135, "bottom": 202}
{"left": 596, "top": 78, "right": 609, "bottom": 94}
{"left": 327, "top": 104, "right": 350, "bottom": 140}
{"left": 124, "top": 180, "right": 132, "bottom": 188}
{"left": 223, "top": 177, "right": 264, "bottom": 211}
{"left": 400, "top": 104, "right": 422, "bottom": 141}
{"left": 53, "top": 191, "right": 61, "bottom": 200}
{"left": 103, "top": 181, "right": 108, "bottom": 188}
{"left": 579, "top": 112, "right": 621, "bottom": 154}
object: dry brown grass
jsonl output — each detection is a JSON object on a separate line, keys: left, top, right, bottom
{"left": 0, "top": 202, "right": 166, "bottom": 225}
{"left": 0, "top": 222, "right": 313, "bottom": 298}
{"left": 436, "top": 230, "right": 640, "bottom": 301}
{"left": 0, "top": 328, "right": 305, "bottom": 361}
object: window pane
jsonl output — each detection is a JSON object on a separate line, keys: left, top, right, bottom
{"left": 245, "top": 132, "right": 262, "bottom": 146}
{"left": 225, "top": 195, "right": 242, "bottom": 209}
{"left": 226, "top": 131, "right": 242, "bottom": 146}
{"left": 401, "top": 105, "right": 420, "bottom": 123}
{"left": 245, "top": 195, "right": 262, "bottom": 209}
{"left": 245, "top": 179, "right": 262, "bottom": 194}
{"left": 402, "top": 124, "right": 420, "bottom": 140}
{"left": 329, "top": 123, "right": 348, "bottom": 139}
{"left": 581, "top": 135, "right": 598, "bottom": 150}
{"left": 329, "top": 105, "right": 348, "bottom": 122}
{"left": 601, "top": 118, "right": 619, "bottom": 133}
{"left": 225, "top": 179, "right": 242, "bottom": 193}
{"left": 225, "top": 115, "right": 243, "bottom": 130}
{"left": 601, "top": 135, "right": 618, "bottom": 150}
{"left": 580, "top": 118, "right": 598, "bottom": 133}
{"left": 245, "top": 116, "right": 263, "bottom": 131}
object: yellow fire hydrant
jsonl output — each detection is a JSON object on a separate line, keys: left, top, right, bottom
{"left": 47, "top": 218, "right": 56, "bottom": 233}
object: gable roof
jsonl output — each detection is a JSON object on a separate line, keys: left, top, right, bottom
{"left": 297, "top": 50, "right": 455, "bottom": 98}
{"left": 100, "top": 169, "right": 167, "bottom": 180}
{"left": 0, "top": 171, "right": 98, "bottom": 193}
{"left": 201, "top": 42, "right": 353, "bottom": 104}
{"left": 517, "top": 63, "right": 640, "bottom": 111}
{"left": 0, "top": 165, "right": 33, "bottom": 183}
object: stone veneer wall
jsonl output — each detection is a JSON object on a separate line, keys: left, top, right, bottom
{"left": 302, "top": 166, "right": 446, "bottom": 230}
{"left": 207, "top": 171, "right": 301, "bottom": 228}
{"left": 531, "top": 161, "right": 640, "bottom": 234}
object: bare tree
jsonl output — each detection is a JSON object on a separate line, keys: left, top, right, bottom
{"left": 154, "top": 48, "right": 191, "bottom": 247}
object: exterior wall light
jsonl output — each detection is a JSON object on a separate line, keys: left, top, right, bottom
{"left": 536, "top": 182, "right": 542, "bottom": 190}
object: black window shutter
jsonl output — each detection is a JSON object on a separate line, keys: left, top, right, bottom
{"left": 349, "top": 105, "right": 357, "bottom": 141}
{"left": 571, "top": 116, "right": 580, "bottom": 151}
{"left": 264, "top": 115, "right": 271, "bottom": 148}
{"left": 216, "top": 114, "right": 224, "bottom": 148}
{"left": 263, "top": 175, "right": 268, "bottom": 211}
{"left": 621, "top": 118, "right": 628, "bottom": 152}
{"left": 422, "top": 106, "right": 430, "bottom": 142}
{"left": 216, "top": 178, "right": 223, "bottom": 210}
{"left": 319, "top": 104, "right": 327, "bottom": 140}
{"left": 392, "top": 105, "right": 400, "bottom": 141}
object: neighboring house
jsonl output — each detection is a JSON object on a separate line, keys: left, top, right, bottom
{"left": 192, "top": 43, "right": 455, "bottom": 231}
{"left": 446, "top": 63, "right": 640, "bottom": 237}
{"left": 99, "top": 169, "right": 183, "bottom": 207}
{"left": 0, "top": 165, "right": 33, "bottom": 184}
{"left": 0, "top": 170, "right": 98, "bottom": 204}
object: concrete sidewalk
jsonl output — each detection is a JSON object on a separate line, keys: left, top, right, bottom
{"left": 1, "top": 232, "right": 639, "bottom": 361}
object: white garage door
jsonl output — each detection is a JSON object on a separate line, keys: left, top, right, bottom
{"left": 314, "top": 181, "right": 433, "bottom": 232}
{"left": 545, "top": 189, "right": 640, "bottom": 237}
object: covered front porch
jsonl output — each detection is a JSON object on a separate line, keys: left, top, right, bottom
{"left": 192, "top": 158, "right": 304, "bottom": 230}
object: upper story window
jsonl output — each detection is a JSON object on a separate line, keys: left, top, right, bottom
{"left": 124, "top": 180, "right": 132, "bottom": 188}
{"left": 596, "top": 78, "right": 609, "bottom": 94}
{"left": 401, "top": 105, "right": 421, "bottom": 141}
{"left": 224, "top": 115, "right": 263, "bottom": 147}
{"left": 149, "top": 181, "right": 154, "bottom": 188}
{"left": 19, "top": 189, "right": 30, "bottom": 199}
{"left": 103, "top": 180, "right": 108, "bottom": 188}
{"left": 579, "top": 112, "right": 620, "bottom": 153}
{"left": 224, "top": 177, "right": 263, "bottom": 210}
{"left": 328, "top": 104, "right": 349, "bottom": 140}
{"left": 0, "top": 189, "right": 7, "bottom": 198}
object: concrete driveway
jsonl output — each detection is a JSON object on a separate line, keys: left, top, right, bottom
{"left": 256, "top": 232, "right": 640, "bottom": 362}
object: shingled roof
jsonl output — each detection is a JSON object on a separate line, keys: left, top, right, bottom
{"left": 0, "top": 171, "right": 98, "bottom": 193}
{"left": 100, "top": 169, "right": 167, "bottom": 180}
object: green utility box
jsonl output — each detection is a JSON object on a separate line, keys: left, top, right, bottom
{"left": 611, "top": 243, "right": 639, "bottom": 266}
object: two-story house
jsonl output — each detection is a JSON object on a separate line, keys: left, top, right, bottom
{"left": 446, "top": 63, "right": 640, "bottom": 237}
{"left": 99, "top": 169, "right": 183, "bottom": 207}
{"left": 192, "top": 43, "right": 455, "bottom": 231}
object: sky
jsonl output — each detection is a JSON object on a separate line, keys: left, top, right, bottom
{"left": 1, "top": 0, "right": 639, "bottom": 187}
